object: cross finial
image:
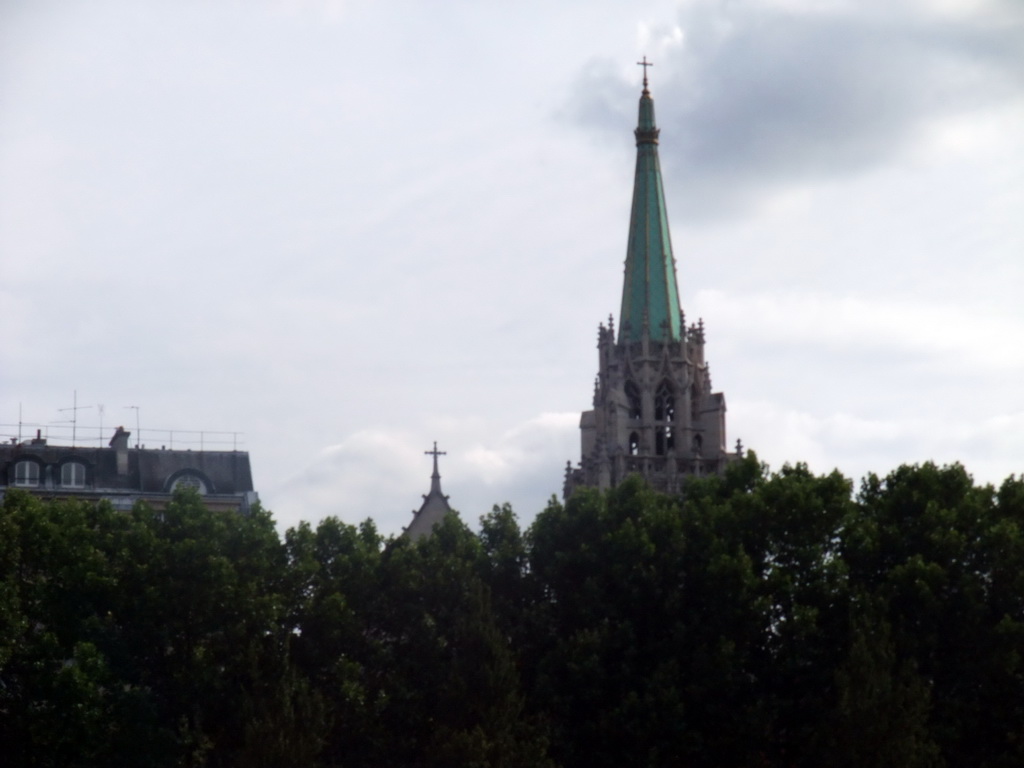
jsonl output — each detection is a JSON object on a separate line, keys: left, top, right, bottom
{"left": 425, "top": 441, "right": 446, "bottom": 481}
{"left": 637, "top": 56, "right": 653, "bottom": 89}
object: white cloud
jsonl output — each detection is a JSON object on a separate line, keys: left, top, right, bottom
{"left": 697, "top": 289, "right": 1024, "bottom": 371}
{"left": 464, "top": 413, "right": 580, "bottom": 484}
{"left": 575, "top": 0, "right": 1024, "bottom": 220}
{"left": 268, "top": 0, "right": 347, "bottom": 23}
{"left": 265, "top": 413, "right": 579, "bottom": 536}
{"left": 2, "top": 0, "right": 1022, "bottom": 538}
{"left": 733, "top": 400, "right": 1024, "bottom": 487}
{"left": 269, "top": 429, "right": 425, "bottom": 535}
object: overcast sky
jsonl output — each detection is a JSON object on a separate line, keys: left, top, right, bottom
{"left": 3, "top": 0, "right": 1023, "bottom": 536}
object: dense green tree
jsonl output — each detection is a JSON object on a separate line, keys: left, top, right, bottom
{"left": 110, "top": 488, "right": 293, "bottom": 766}
{"left": 4, "top": 457, "right": 1024, "bottom": 767}
{"left": 286, "top": 511, "right": 550, "bottom": 767}
{"left": 477, "top": 503, "right": 534, "bottom": 643}
{"left": 523, "top": 456, "right": 858, "bottom": 767}
{"left": 0, "top": 492, "right": 132, "bottom": 766}
{"left": 846, "top": 463, "right": 1024, "bottom": 767}
{"left": 827, "top": 596, "right": 941, "bottom": 768}
{"left": 284, "top": 515, "right": 385, "bottom": 765}
{"left": 0, "top": 488, "right": 300, "bottom": 767}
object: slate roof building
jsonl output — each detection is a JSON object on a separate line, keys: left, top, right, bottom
{"left": 404, "top": 442, "right": 454, "bottom": 540}
{"left": 0, "top": 426, "right": 258, "bottom": 513}
{"left": 565, "top": 66, "right": 741, "bottom": 498}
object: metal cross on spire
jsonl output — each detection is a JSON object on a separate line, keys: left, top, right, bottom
{"left": 637, "top": 55, "right": 653, "bottom": 88}
{"left": 425, "top": 441, "right": 446, "bottom": 478}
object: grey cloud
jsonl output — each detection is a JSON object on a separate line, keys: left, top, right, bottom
{"left": 571, "top": 1, "right": 1024, "bottom": 221}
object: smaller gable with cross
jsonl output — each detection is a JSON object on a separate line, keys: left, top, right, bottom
{"left": 404, "top": 441, "right": 456, "bottom": 540}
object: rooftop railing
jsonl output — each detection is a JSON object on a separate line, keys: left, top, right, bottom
{"left": 0, "top": 424, "right": 245, "bottom": 451}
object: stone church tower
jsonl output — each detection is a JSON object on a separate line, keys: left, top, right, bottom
{"left": 564, "top": 70, "right": 740, "bottom": 498}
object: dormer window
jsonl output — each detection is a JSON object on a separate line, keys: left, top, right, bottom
{"left": 14, "top": 460, "right": 40, "bottom": 487}
{"left": 171, "top": 473, "right": 207, "bottom": 495}
{"left": 61, "top": 462, "right": 86, "bottom": 488}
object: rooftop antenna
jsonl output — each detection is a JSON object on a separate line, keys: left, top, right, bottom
{"left": 97, "top": 404, "right": 105, "bottom": 446}
{"left": 125, "top": 405, "right": 140, "bottom": 448}
{"left": 58, "top": 389, "right": 93, "bottom": 447}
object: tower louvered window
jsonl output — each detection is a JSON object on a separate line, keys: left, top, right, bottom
{"left": 625, "top": 381, "right": 642, "bottom": 420}
{"left": 655, "top": 382, "right": 675, "bottom": 455}
{"left": 655, "top": 382, "right": 675, "bottom": 422}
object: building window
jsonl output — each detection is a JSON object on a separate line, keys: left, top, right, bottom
{"left": 654, "top": 382, "right": 675, "bottom": 455}
{"left": 14, "top": 461, "right": 40, "bottom": 487}
{"left": 61, "top": 462, "right": 86, "bottom": 488}
{"left": 625, "top": 381, "right": 642, "bottom": 420}
{"left": 655, "top": 427, "right": 676, "bottom": 455}
{"left": 655, "top": 382, "right": 675, "bottom": 423}
{"left": 171, "top": 474, "right": 207, "bottom": 495}
{"left": 629, "top": 432, "right": 640, "bottom": 456}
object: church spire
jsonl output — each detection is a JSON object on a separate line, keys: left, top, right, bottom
{"left": 619, "top": 60, "right": 683, "bottom": 344}
{"left": 404, "top": 441, "right": 453, "bottom": 540}
{"left": 565, "top": 64, "right": 738, "bottom": 499}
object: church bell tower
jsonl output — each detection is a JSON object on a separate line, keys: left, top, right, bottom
{"left": 564, "top": 62, "right": 740, "bottom": 498}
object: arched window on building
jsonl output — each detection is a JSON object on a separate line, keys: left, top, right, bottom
{"left": 655, "top": 381, "right": 675, "bottom": 423}
{"left": 14, "top": 460, "right": 40, "bottom": 487}
{"left": 171, "top": 473, "right": 208, "bottom": 495}
{"left": 692, "top": 434, "right": 703, "bottom": 455}
{"left": 690, "top": 383, "right": 700, "bottom": 422}
{"left": 625, "top": 381, "right": 642, "bottom": 421}
{"left": 655, "top": 382, "right": 675, "bottom": 455}
{"left": 629, "top": 432, "right": 640, "bottom": 456}
{"left": 60, "top": 461, "right": 86, "bottom": 488}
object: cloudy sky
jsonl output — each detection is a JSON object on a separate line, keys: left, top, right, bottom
{"left": 2, "top": 0, "right": 1023, "bottom": 535}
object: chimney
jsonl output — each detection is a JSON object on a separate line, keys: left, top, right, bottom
{"left": 110, "top": 427, "right": 131, "bottom": 474}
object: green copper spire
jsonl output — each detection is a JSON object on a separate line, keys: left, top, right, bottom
{"left": 618, "top": 67, "right": 682, "bottom": 344}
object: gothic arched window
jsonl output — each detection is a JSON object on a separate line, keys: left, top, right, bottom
{"left": 693, "top": 434, "right": 703, "bottom": 455}
{"left": 629, "top": 432, "right": 640, "bottom": 456}
{"left": 690, "top": 383, "right": 700, "bottom": 422}
{"left": 655, "top": 382, "right": 675, "bottom": 423}
{"left": 654, "top": 382, "right": 676, "bottom": 456}
{"left": 656, "top": 427, "right": 675, "bottom": 456}
{"left": 625, "top": 381, "right": 642, "bottom": 421}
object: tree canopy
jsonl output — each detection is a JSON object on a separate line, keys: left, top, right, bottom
{"left": 2, "top": 454, "right": 1023, "bottom": 766}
